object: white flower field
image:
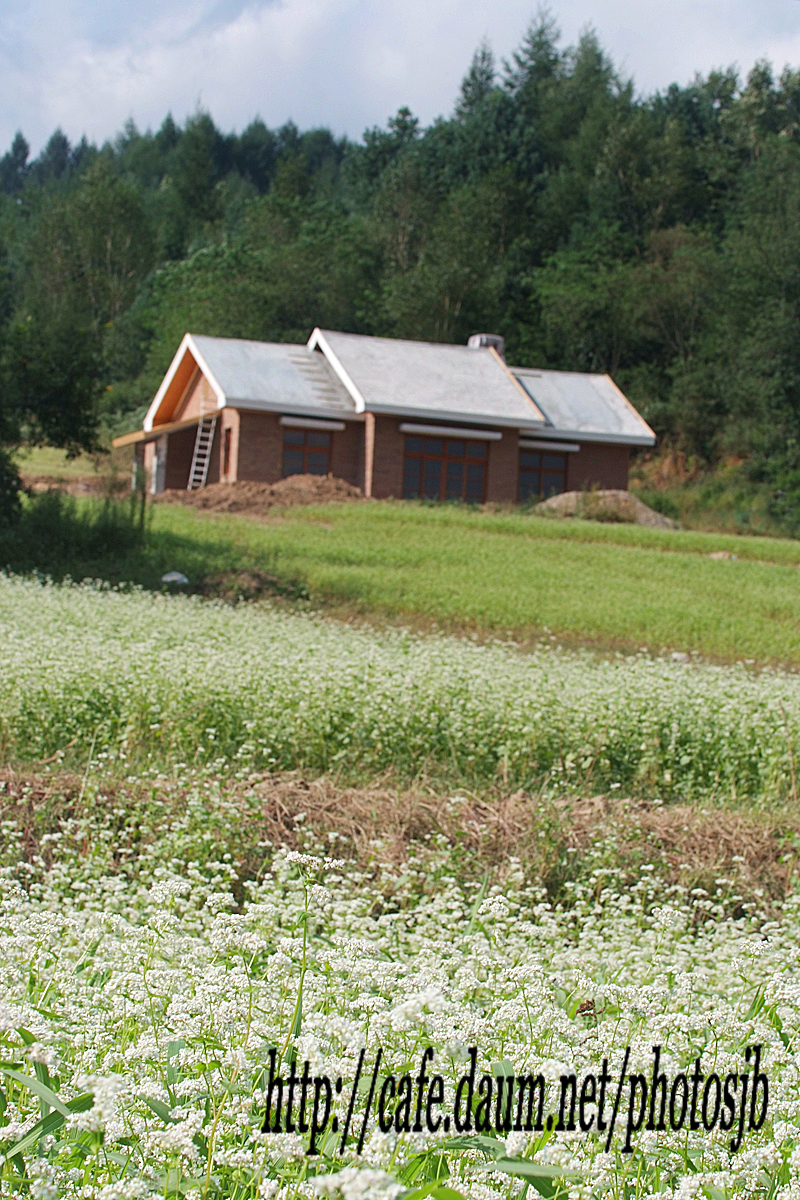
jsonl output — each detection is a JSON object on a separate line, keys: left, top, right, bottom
{"left": 1, "top": 575, "right": 799, "bottom": 1199}
{"left": 1, "top": 575, "right": 799, "bottom": 799}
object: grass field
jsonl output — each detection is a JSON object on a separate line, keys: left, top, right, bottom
{"left": 103, "top": 499, "right": 800, "bottom": 666}
{"left": 5, "top": 492, "right": 800, "bottom": 662}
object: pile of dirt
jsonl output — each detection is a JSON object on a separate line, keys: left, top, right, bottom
{"left": 157, "top": 474, "right": 364, "bottom": 514}
{"left": 535, "top": 489, "right": 679, "bottom": 528}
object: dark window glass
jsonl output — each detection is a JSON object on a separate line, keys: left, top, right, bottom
{"left": 466, "top": 463, "right": 485, "bottom": 500}
{"left": 282, "top": 427, "right": 332, "bottom": 478}
{"left": 519, "top": 470, "right": 540, "bottom": 501}
{"left": 445, "top": 461, "right": 464, "bottom": 499}
{"left": 541, "top": 472, "right": 564, "bottom": 496}
{"left": 283, "top": 449, "right": 304, "bottom": 476}
{"left": 306, "top": 452, "right": 328, "bottom": 475}
{"left": 520, "top": 446, "right": 566, "bottom": 502}
{"left": 423, "top": 459, "right": 442, "bottom": 498}
{"left": 402, "top": 431, "right": 488, "bottom": 502}
{"left": 403, "top": 458, "right": 422, "bottom": 498}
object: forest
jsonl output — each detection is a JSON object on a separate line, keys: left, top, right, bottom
{"left": 1, "top": 11, "right": 800, "bottom": 521}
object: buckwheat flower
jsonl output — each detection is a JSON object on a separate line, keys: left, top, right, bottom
{"left": 95, "top": 1182, "right": 152, "bottom": 1199}
{"left": 310, "top": 884, "right": 333, "bottom": 906}
{"left": 364, "top": 1129, "right": 397, "bottom": 1159}
{"left": 146, "top": 1110, "right": 204, "bottom": 1163}
{"left": 504, "top": 1131, "right": 528, "bottom": 1157}
{"left": 443, "top": 1038, "right": 469, "bottom": 1061}
{"left": 69, "top": 1073, "right": 128, "bottom": 1133}
{"left": 25, "top": 1042, "right": 58, "bottom": 1071}
{"left": 388, "top": 987, "right": 446, "bottom": 1031}
{"left": 148, "top": 879, "right": 191, "bottom": 906}
{"left": 314, "top": 1167, "right": 404, "bottom": 1200}
{"left": 263, "top": 1132, "right": 307, "bottom": 1161}
{"left": 478, "top": 897, "right": 510, "bottom": 921}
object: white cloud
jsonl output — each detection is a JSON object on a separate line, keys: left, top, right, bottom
{"left": 3, "top": 0, "right": 800, "bottom": 157}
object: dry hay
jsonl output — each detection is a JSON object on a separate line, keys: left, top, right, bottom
{"left": 2, "top": 769, "right": 795, "bottom": 908}
{"left": 157, "top": 474, "right": 364, "bottom": 515}
{"left": 535, "top": 489, "right": 679, "bottom": 528}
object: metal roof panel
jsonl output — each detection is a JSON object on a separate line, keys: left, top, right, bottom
{"left": 512, "top": 367, "right": 656, "bottom": 445}
{"left": 315, "top": 330, "right": 546, "bottom": 426}
{"left": 189, "top": 335, "right": 357, "bottom": 416}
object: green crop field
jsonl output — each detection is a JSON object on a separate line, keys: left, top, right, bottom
{"left": 142, "top": 501, "right": 800, "bottom": 666}
{"left": 7, "top": 493, "right": 800, "bottom": 665}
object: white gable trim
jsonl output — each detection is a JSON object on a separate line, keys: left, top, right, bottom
{"left": 307, "top": 328, "right": 367, "bottom": 413}
{"left": 143, "top": 333, "right": 226, "bottom": 431}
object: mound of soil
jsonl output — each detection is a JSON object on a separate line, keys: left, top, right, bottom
{"left": 535, "top": 489, "right": 679, "bottom": 529}
{"left": 157, "top": 474, "right": 364, "bottom": 514}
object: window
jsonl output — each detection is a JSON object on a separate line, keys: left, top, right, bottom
{"left": 283, "top": 428, "right": 331, "bottom": 477}
{"left": 519, "top": 451, "right": 566, "bottom": 501}
{"left": 223, "top": 427, "right": 232, "bottom": 477}
{"left": 403, "top": 436, "right": 488, "bottom": 503}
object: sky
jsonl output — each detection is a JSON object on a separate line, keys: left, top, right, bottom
{"left": 2, "top": 0, "right": 800, "bottom": 157}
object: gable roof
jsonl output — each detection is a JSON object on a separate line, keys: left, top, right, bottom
{"left": 140, "top": 330, "right": 655, "bottom": 447}
{"left": 309, "top": 329, "right": 547, "bottom": 431}
{"left": 513, "top": 367, "right": 655, "bottom": 445}
{"left": 143, "top": 333, "right": 356, "bottom": 430}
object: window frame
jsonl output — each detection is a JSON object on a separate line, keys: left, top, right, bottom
{"left": 518, "top": 449, "right": 568, "bottom": 502}
{"left": 402, "top": 434, "right": 489, "bottom": 504}
{"left": 282, "top": 427, "right": 332, "bottom": 478}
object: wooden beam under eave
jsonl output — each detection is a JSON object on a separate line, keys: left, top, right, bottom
{"left": 112, "top": 415, "right": 202, "bottom": 448}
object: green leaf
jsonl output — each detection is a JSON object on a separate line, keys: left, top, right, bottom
{"left": 442, "top": 1134, "right": 505, "bottom": 1157}
{"left": 142, "top": 1097, "right": 178, "bottom": 1124}
{"left": 1, "top": 1068, "right": 70, "bottom": 1118}
{"left": 400, "top": 1152, "right": 450, "bottom": 1185}
{"left": 482, "top": 1157, "right": 579, "bottom": 1198}
{"left": 401, "top": 1185, "right": 465, "bottom": 1200}
{"left": 0, "top": 1092, "right": 93, "bottom": 1163}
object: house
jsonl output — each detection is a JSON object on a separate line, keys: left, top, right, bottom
{"left": 113, "top": 329, "right": 656, "bottom": 502}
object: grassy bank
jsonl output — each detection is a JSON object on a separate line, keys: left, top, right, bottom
{"left": 6, "top": 491, "right": 800, "bottom": 663}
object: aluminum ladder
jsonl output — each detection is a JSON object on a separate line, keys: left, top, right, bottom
{"left": 187, "top": 415, "right": 217, "bottom": 490}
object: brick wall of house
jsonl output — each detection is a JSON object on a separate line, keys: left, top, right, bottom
{"left": 370, "top": 417, "right": 406, "bottom": 498}
{"left": 566, "top": 443, "right": 630, "bottom": 491}
{"left": 164, "top": 426, "right": 196, "bottom": 490}
{"left": 485, "top": 431, "right": 519, "bottom": 503}
{"left": 330, "top": 422, "right": 362, "bottom": 487}
{"left": 236, "top": 411, "right": 283, "bottom": 483}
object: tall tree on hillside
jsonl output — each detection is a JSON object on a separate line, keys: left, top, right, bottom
{"left": 0, "top": 133, "right": 29, "bottom": 195}
{"left": 456, "top": 42, "right": 496, "bottom": 119}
